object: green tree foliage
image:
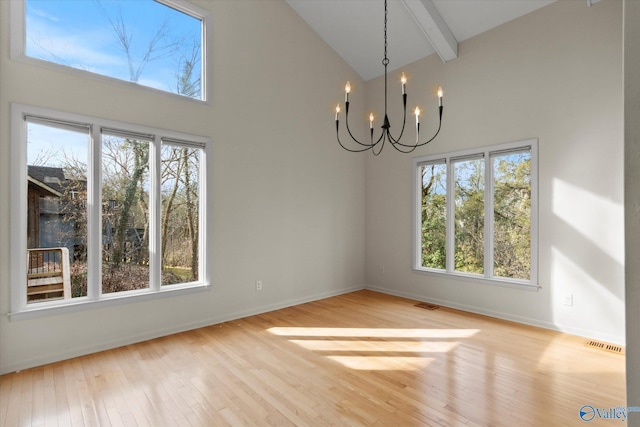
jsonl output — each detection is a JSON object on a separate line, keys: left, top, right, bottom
{"left": 420, "top": 153, "right": 531, "bottom": 279}
{"left": 493, "top": 153, "right": 531, "bottom": 279}
{"left": 161, "top": 146, "right": 200, "bottom": 283}
{"left": 108, "top": 138, "right": 149, "bottom": 268}
{"left": 421, "top": 164, "right": 446, "bottom": 269}
{"left": 454, "top": 159, "right": 484, "bottom": 274}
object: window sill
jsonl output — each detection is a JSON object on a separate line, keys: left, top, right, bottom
{"left": 8, "top": 283, "right": 211, "bottom": 321}
{"left": 9, "top": 52, "right": 210, "bottom": 106}
{"left": 412, "top": 267, "right": 540, "bottom": 291}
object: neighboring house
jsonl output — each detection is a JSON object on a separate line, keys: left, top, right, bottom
{"left": 28, "top": 165, "right": 145, "bottom": 264}
{"left": 27, "top": 165, "right": 84, "bottom": 260}
{"left": 101, "top": 214, "right": 146, "bottom": 263}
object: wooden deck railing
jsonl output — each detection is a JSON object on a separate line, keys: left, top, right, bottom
{"left": 27, "top": 247, "right": 71, "bottom": 302}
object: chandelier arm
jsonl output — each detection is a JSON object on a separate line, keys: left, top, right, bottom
{"left": 337, "top": 122, "right": 377, "bottom": 153}
{"left": 389, "top": 135, "right": 420, "bottom": 154}
{"left": 344, "top": 102, "right": 388, "bottom": 149}
{"left": 415, "top": 118, "right": 442, "bottom": 147}
{"left": 337, "top": 113, "right": 387, "bottom": 152}
{"left": 415, "top": 106, "right": 443, "bottom": 147}
{"left": 374, "top": 128, "right": 386, "bottom": 146}
{"left": 392, "top": 106, "right": 443, "bottom": 148}
{"left": 387, "top": 94, "right": 408, "bottom": 145}
{"left": 372, "top": 130, "right": 386, "bottom": 156}
{"left": 344, "top": 106, "right": 378, "bottom": 147}
{"left": 370, "top": 126, "right": 387, "bottom": 152}
{"left": 382, "top": 127, "right": 419, "bottom": 154}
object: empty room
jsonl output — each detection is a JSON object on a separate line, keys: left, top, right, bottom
{"left": 1, "top": 0, "right": 639, "bottom": 425}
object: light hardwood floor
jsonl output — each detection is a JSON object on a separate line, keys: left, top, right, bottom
{"left": 0, "top": 290, "right": 626, "bottom": 426}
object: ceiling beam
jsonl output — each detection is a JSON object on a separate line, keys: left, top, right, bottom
{"left": 400, "top": 0, "right": 458, "bottom": 63}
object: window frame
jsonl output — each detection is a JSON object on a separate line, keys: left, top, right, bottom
{"left": 412, "top": 139, "right": 539, "bottom": 290}
{"left": 10, "top": 103, "right": 211, "bottom": 320}
{"left": 10, "top": 0, "right": 211, "bottom": 103}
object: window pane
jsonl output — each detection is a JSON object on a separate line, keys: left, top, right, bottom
{"left": 420, "top": 163, "right": 447, "bottom": 269}
{"left": 26, "top": 122, "right": 89, "bottom": 302}
{"left": 493, "top": 151, "right": 531, "bottom": 280}
{"left": 25, "top": 0, "right": 203, "bottom": 100}
{"left": 101, "top": 135, "right": 150, "bottom": 294}
{"left": 454, "top": 158, "right": 484, "bottom": 274}
{"left": 161, "top": 145, "right": 200, "bottom": 285}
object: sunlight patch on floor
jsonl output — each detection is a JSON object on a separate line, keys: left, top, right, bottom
{"left": 268, "top": 327, "right": 478, "bottom": 370}
{"left": 268, "top": 327, "right": 479, "bottom": 338}
{"left": 289, "top": 339, "right": 458, "bottom": 353}
{"left": 327, "top": 356, "right": 435, "bottom": 371}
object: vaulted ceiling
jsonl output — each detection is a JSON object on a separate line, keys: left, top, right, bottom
{"left": 286, "top": 0, "right": 578, "bottom": 81}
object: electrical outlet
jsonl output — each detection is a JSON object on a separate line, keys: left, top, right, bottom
{"left": 256, "top": 280, "right": 263, "bottom": 291}
{"left": 562, "top": 293, "right": 573, "bottom": 307}
{"left": 380, "top": 266, "right": 385, "bottom": 276}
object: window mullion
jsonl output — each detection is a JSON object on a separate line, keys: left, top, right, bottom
{"left": 530, "top": 144, "right": 539, "bottom": 285}
{"left": 485, "top": 153, "right": 494, "bottom": 280}
{"left": 198, "top": 148, "right": 207, "bottom": 284}
{"left": 150, "top": 137, "right": 161, "bottom": 292}
{"left": 12, "top": 110, "right": 28, "bottom": 312}
{"left": 87, "top": 126, "right": 102, "bottom": 301}
{"left": 446, "top": 159, "right": 455, "bottom": 273}
{"left": 413, "top": 159, "right": 421, "bottom": 269}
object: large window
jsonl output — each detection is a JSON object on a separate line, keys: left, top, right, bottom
{"left": 11, "top": 104, "right": 209, "bottom": 316}
{"left": 12, "top": 0, "right": 208, "bottom": 101}
{"left": 413, "top": 139, "right": 538, "bottom": 288}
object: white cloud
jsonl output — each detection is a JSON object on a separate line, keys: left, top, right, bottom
{"left": 28, "top": 6, "right": 60, "bottom": 23}
{"left": 27, "top": 17, "right": 124, "bottom": 70}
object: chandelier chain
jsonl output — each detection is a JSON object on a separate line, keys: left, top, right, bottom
{"left": 382, "top": 0, "right": 389, "bottom": 67}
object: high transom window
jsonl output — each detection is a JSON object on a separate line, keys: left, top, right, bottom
{"left": 13, "top": 0, "right": 207, "bottom": 100}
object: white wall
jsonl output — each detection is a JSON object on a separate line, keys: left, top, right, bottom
{"left": 0, "top": 0, "right": 627, "bottom": 375}
{"left": 0, "top": 0, "right": 366, "bottom": 374}
{"left": 365, "top": 0, "right": 624, "bottom": 344}
{"left": 625, "top": 0, "right": 640, "bottom": 423}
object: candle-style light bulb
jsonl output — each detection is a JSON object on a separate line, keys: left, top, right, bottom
{"left": 335, "top": 104, "right": 340, "bottom": 120}
{"left": 414, "top": 107, "right": 420, "bottom": 124}
{"left": 345, "top": 81, "right": 351, "bottom": 102}
{"left": 369, "top": 113, "right": 374, "bottom": 129}
{"left": 401, "top": 73, "right": 407, "bottom": 95}
{"left": 437, "top": 86, "right": 443, "bottom": 107}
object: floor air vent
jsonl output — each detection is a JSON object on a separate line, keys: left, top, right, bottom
{"left": 586, "top": 340, "right": 624, "bottom": 354}
{"left": 415, "top": 302, "right": 440, "bottom": 311}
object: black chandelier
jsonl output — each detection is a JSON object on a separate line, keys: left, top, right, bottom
{"left": 335, "top": 0, "right": 444, "bottom": 155}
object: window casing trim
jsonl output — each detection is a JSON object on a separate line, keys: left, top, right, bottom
{"left": 412, "top": 139, "right": 539, "bottom": 289}
{"left": 10, "top": 103, "right": 211, "bottom": 318}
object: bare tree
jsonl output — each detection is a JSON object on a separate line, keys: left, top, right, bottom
{"left": 182, "top": 148, "right": 198, "bottom": 280}
{"left": 98, "top": 0, "right": 180, "bottom": 83}
{"left": 175, "top": 40, "right": 201, "bottom": 97}
{"left": 110, "top": 139, "right": 148, "bottom": 267}
{"left": 161, "top": 147, "right": 183, "bottom": 268}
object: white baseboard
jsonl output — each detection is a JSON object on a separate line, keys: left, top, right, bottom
{"left": 1, "top": 284, "right": 366, "bottom": 375}
{"left": 366, "top": 285, "right": 625, "bottom": 346}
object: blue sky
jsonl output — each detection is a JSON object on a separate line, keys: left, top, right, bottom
{"left": 27, "top": 123, "right": 89, "bottom": 169}
{"left": 26, "top": 0, "right": 202, "bottom": 97}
